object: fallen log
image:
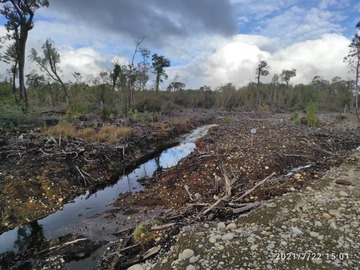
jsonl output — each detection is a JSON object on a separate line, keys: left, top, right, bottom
{"left": 233, "top": 172, "right": 276, "bottom": 202}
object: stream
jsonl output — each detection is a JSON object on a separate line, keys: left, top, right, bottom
{"left": 0, "top": 124, "right": 217, "bottom": 269}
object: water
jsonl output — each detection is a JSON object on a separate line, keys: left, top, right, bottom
{"left": 0, "top": 124, "right": 216, "bottom": 256}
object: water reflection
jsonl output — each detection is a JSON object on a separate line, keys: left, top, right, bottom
{"left": 14, "top": 221, "right": 44, "bottom": 254}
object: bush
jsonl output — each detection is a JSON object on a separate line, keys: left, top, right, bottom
{"left": 292, "top": 112, "right": 301, "bottom": 125}
{"left": 305, "top": 102, "right": 319, "bottom": 126}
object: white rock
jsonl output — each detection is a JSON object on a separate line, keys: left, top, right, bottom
{"left": 127, "top": 264, "right": 145, "bottom": 270}
{"left": 226, "top": 223, "right": 237, "bottom": 231}
{"left": 179, "top": 249, "right": 194, "bottom": 260}
{"left": 247, "top": 236, "right": 256, "bottom": 243}
{"left": 209, "top": 236, "right": 217, "bottom": 243}
{"left": 266, "top": 243, "right": 275, "bottom": 249}
{"left": 314, "top": 221, "right": 322, "bottom": 227}
{"left": 189, "top": 255, "right": 200, "bottom": 263}
{"left": 310, "top": 231, "right": 319, "bottom": 238}
{"left": 186, "top": 265, "right": 196, "bottom": 270}
{"left": 291, "top": 226, "right": 303, "bottom": 235}
{"left": 222, "top": 233, "right": 235, "bottom": 241}
{"left": 339, "top": 191, "right": 349, "bottom": 197}
{"left": 217, "top": 222, "right": 226, "bottom": 230}
{"left": 217, "top": 245, "right": 224, "bottom": 250}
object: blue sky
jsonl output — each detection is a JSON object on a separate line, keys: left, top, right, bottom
{"left": 0, "top": 0, "right": 359, "bottom": 89}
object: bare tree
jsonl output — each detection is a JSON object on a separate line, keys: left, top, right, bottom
{"left": 0, "top": 0, "right": 49, "bottom": 109}
{"left": 29, "top": 39, "right": 69, "bottom": 103}
{"left": 344, "top": 21, "right": 360, "bottom": 113}
{"left": 255, "top": 60, "right": 270, "bottom": 109}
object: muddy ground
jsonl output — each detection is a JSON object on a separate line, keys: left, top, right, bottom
{"left": 0, "top": 111, "right": 359, "bottom": 269}
{"left": 0, "top": 110, "right": 213, "bottom": 233}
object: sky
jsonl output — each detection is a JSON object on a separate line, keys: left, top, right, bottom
{"left": 0, "top": 0, "right": 359, "bottom": 89}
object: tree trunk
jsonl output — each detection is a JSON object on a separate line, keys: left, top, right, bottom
{"left": 18, "top": 31, "right": 29, "bottom": 111}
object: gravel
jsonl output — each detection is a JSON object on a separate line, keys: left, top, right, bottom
{"left": 127, "top": 151, "right": 360, "bottom": 270}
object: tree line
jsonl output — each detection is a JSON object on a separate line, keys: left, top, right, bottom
{"left": 0, "top": 1, "right": 359, "bottom": 119}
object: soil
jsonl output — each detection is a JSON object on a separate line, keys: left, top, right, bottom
{"left": 0, "top": 110, "right": 213, "bottom": 233}
{"left": 0, "top": 110, "right": 359, "bottom": 269}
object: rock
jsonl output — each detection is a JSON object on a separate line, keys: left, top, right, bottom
{"left": 127, "top": 264, "right": 144, "bottom": 270}
{"left": 338, "top": 191, "right": 349, "bottom": 197}
{"left": 209, "top": 236, "right": 216, "bottom": 243}
{"left": 317, "top": 235, "right": 324, "bottom": 241}
{"left": 322, "top": 213, "right": 332, "bottom": 220}
{"left": 217, "top": 245, "right": 224, "bottom": 250}
{"left": 186, "top": 265, "right": 196, "bottom": 270}
{"left": 294, "top": 173, "right": 302, "bottom": 180}
{"left": 291, "top": 226, "right": 303, "bottom": 236}
{"left": 222, "top": 233, "right": 235, "bottom": 241}
{"left": 226, "top": 223, "right": 237, "bottom": 231}
{"left": 189, "top": 256, "right": 200, "bottom": 263}
{"left": 247, "top": 236, "right": 256, "bottom": 243}
{"left": 328, "top": 209, "right": 338, "bottom": 216}
{"left": 179, "top": 249, "right": 194, "bottom": 260}
{"left": 330, "top": 222, "right": 337, "bottom": 230}
{"left": 335, "top": 179, "right": 352, "bottom": 186}
{"left": 217, "top": 222, "right": 226, "bottom": 230}
{"left": 310, "top": 231, "right": 319, "bottom": 238}
{"left": 314, "top": 221, "right": 322, "bottom": 227}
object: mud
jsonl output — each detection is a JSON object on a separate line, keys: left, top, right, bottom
{"left": 1, "top": 111, "right": 359, "bottom": 269}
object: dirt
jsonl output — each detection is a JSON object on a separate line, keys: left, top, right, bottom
{"left": 0, "top": 111, "right": 359, "bottom": 269}
{"left": 0, "top": 110, "right": 213, "bottom": 233}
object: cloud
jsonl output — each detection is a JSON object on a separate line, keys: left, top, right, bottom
{"left": 173, "top": 33, "right": 351, "bottom": 89}
{"left": 47, "top": 0, "right": 237, "bottom": 46}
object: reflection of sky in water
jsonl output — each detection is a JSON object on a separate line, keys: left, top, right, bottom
{"left": 0, "top": 124, "right": 216, "bottom": 253}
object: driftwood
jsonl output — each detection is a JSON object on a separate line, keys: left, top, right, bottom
{"left": 233, "top": 172, "right": 276, "bottom": 202}
{"left": 36, "top": 237, "right": 88, "bottom": 255}
{"left": 151, "top": 223, "right": 176, "bottom": 231}
{"left": 202, "top": 163, "right": 236, "bottom": 215}
{"left": 232, "top": 202, "right": 260, "bottom": 214}
{"left": 142, "top": 245, "right": 161, "bottom": 259}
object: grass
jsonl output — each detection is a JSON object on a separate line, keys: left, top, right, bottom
{"left": 45, "top": 123, "right": 132, "bottom": 143}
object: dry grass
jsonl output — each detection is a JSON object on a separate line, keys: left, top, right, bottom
{"left": 95, "top": 125, "right": 132, "bottom": 143}
{"left": 45, "top": 123, "right": 132, "bottom": 143}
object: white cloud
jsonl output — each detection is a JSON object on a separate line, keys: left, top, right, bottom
{"left": 175, "top": 33, "right": 351, "bottom": 89}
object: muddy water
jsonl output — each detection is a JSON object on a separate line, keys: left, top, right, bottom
{"left": 0, "top": 124, "right": 216, "bottom": 268}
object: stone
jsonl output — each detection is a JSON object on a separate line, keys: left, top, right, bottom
{"left": 322, "top": 213, "right": 332, "bottom": 220}
{"left": 189, "top": 256, "right": 200, "bottom": 263}
{"left": 217, "top": 222, "right": 226, "bottom": 230}
{"left": 314, "top": 221, "right": 322, "bottom": 227}
{"left": 247, "top": 236, "right": 256, "bottom": 243}
{"left": 179, "top": 249, "right": 194, "bottom": 260}
{"left": 127, "top": 264, "right": 144, "bottom": 270}
{"left": 310, "top": 231, "right": 319, "bottom": 238}
{"left": 291, "top": 226, "right": 303, "bottom": 236}
{"left": 186, "top": 265, "right": 196, "bottom": 270}
{"left": 335, "top": 179, "right": 352, "bottom": 186}
{"left": 226, "top": 223, "right": 237, "bottom": 231}
{"left": 338, "top": 191, "right": 349, "bottom": 197}
{"left": 209, "top": 236, "right": 217, "bottom": 244}
{"left": 222, "top": 233, "right": 235, "bottom": 241}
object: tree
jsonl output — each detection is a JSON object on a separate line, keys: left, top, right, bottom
{"left": 30, "top": 39, "right": 69, "bottom": 103}
{"left": 0, "top": 0, "right": 50, "bottom": 109}
{"left": 167, "top": 81, "right": 185, "bottom": 92}
{"left": 256, "top": 61, "right": 270, "bottom": 84}
{"left": 2, "top": 42, "right": 18, "bottom": 98}
{"left": 280, "top": 68, "right": 296, "bottom": 87}
{"left": 344, "top": 21, "right": 360, "bottom": 113}
{"left": 255, "top": 60, "right": 270, "bottom": 109}
{"left": 151, "top": 54, "right": 170, "bottom": 92}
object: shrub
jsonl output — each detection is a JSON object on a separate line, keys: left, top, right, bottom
{"left": 305, "top": 102, "right": 319, "bottom": 126}
{"left": 292, "top": 112, "right": 301, "bottom": 125}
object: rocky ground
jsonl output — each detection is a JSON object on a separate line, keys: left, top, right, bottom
{"left": 100, "top": 112, "right": 360, "bottom": 269}
{"left": 134, "top": 150, "right": 360, "bottom": 270}
{"left": 0, "top": 111, "right": 359, "bottom": 269}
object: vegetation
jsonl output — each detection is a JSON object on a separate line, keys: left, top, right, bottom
{"left": 0, "top": 6, "right": 358, "bottom": 124}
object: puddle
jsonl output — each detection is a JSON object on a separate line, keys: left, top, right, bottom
{"left": 0, "top": 124, "right": 216, "bottom": 268}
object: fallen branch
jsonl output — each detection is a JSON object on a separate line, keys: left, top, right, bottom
{"left": 36, "top": 237, "right": 88, "bottom": 255}
{"left": 151, "top": 223, "right": 176, "bottom": 231}
{"left": 233, "top": 172, "right": 276, "bottom": 202}
{"left": 202, "top": 163, "right": 236, "bottom": 215}
{"left": 232, "top": 202, "right": 260, "bottom": 214}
